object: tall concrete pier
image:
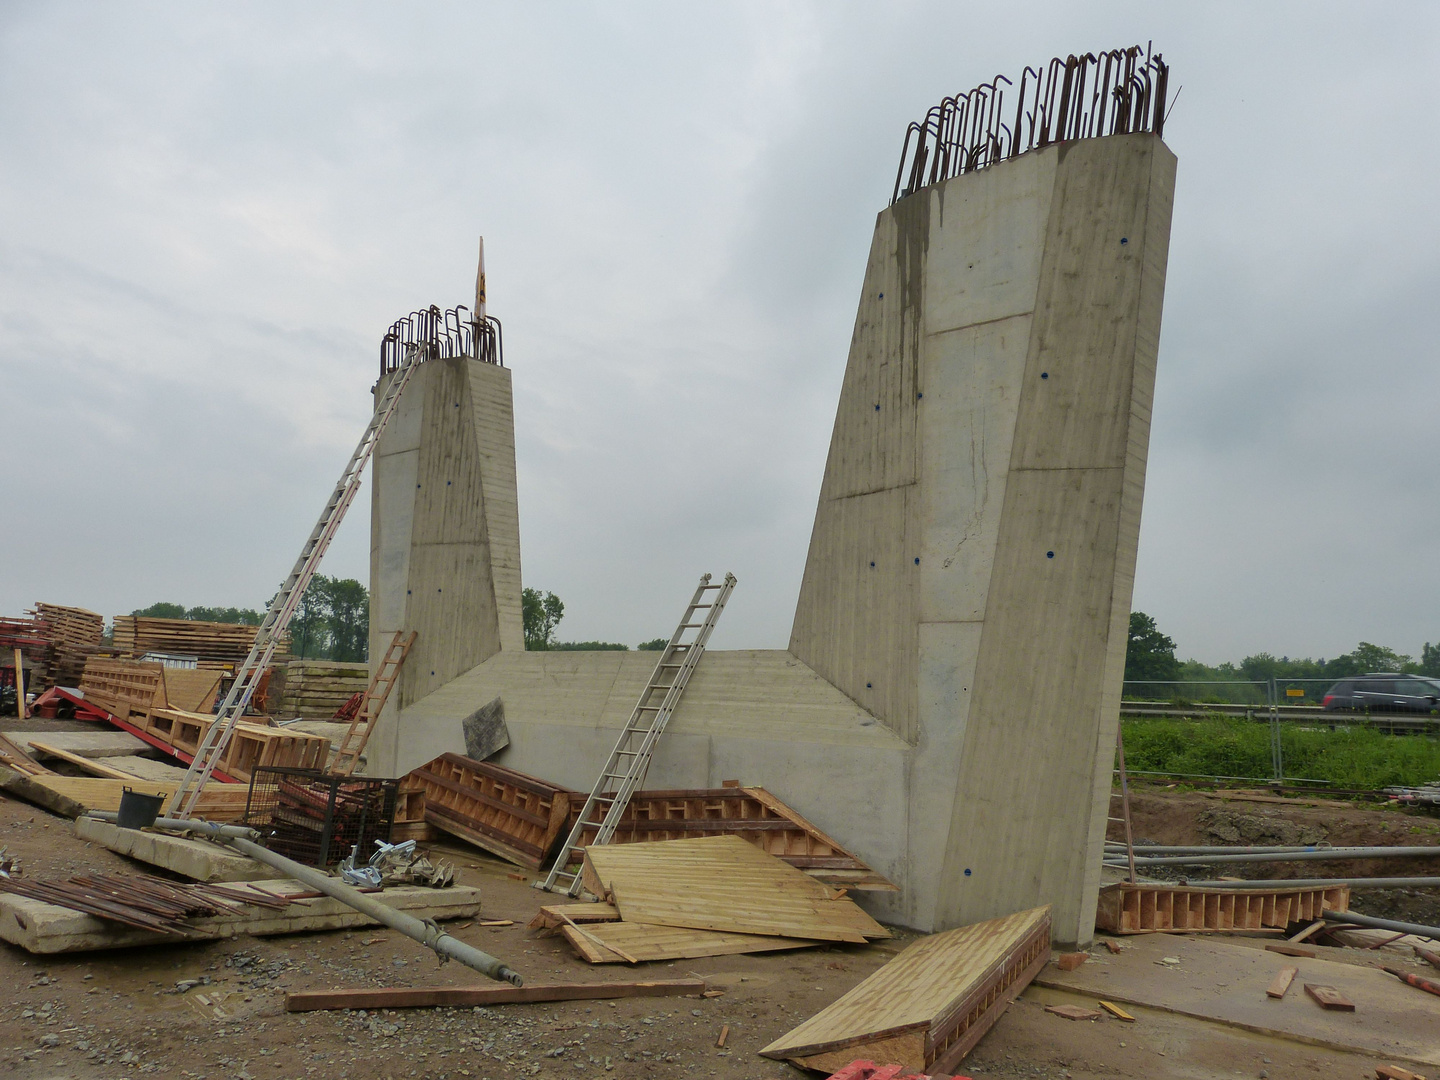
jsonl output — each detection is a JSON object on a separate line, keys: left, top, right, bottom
{"left": 792, "top": 132, "right": 1175, "bottom": 942}
{"left": 367, "top": 50, "right": 1176, "bottom": 945}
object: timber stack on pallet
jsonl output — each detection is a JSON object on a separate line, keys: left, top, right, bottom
{"left": 30, "top": 604, "right": 105, "bottom": 686}
{"left": 273, "top": 660, "right": 370, "bottom": 720}
{"left": 79, "top": 658, "right": 329, "bottom": 784}
{"left": 1094, "top": 881, "right": 1350, "bottom": 934}
{"left": 112, "top": 615, "right": 291, "bottom": 670}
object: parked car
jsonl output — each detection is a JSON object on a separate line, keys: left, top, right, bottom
{"left": 1321, "top": 673, "right": 1440, "bottom": 713}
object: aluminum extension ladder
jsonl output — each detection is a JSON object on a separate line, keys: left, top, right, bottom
{"left": 329, "top": 630, "right": 417, "bottom": 776}
{"left": 167, "top": 343, "right": 425, "bottom": 817}
{"left": 1108, "top": 725, "right": 1138, "bottom": 883}
{"left": 537, "top": 572, "right": 737, "bottom": 895}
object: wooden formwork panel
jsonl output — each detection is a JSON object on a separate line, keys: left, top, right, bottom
{"left": 1095, "top": 882, "right": 1349, "bottom": 934}
{"left": 80, "top": 658, "right": 166, "bottom": 719}
{"left": 761, "top": 906, "right": 1050, "bottom": 1074}
{"left": 411, "top": 753, "right": 572, "bottom": 869}
{"left": 222, "top": 725, "right": 330, "bottom": 783}
{"left": 566, "top": 786, "right": 895, "bottom": 890}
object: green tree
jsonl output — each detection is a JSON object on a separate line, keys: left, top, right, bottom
{"left": 552, "top": 641, "right": 628, "bottom": 651}
{"left": 320, "top": 578, "right": 369, "bottom": 663}
{"left": 1124, "top": 611, "right": 1180, "bottom": 684}
{"left": 522, "top": 588, "right": 564, "bottom": 651}
{"left": 637, "top": 638, "right": 668, "bottom": 651}
{"left": 186, "top": 605, "right": 262, "bottom": 626}
{"left": 1422, "top": 642, "right": 1440, "bottom": 678}
{"left": 132, "top": 602, "right": 187, "bottom": 619}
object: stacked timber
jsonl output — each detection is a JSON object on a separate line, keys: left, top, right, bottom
{"left": 112, "top": 616, "right": 290, "bottom": 670}
{"left": 30, "top": 604, "right": 105, "bottom": 686}
{"left": 274, "top": 661, "right": 369, "bottom": 719}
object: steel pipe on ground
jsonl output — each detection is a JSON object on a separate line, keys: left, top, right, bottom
{"left": 1105, "top": 843, "right": 1338, "bottom": 855}
{"left": 1322, "top": 908, "right": 1440, "bottom": 940}
{"left": 1103, "top": 846, "right": 1440, "bottom": 868}
{"left": 89, "top": 813, "right": 522, "bottom": 986}
{"left": 1176, "top": 877, "right": 1440, "bottom": 890}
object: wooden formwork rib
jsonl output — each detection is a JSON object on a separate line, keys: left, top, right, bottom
{"left": 1094, "top": 882, "right": 1350, "bottom": 934}
{"left": 411, "top": 753, "right": 572, "bottom": 869}
{"left": 80, "top": 658, "right": 166, "bottom": 722}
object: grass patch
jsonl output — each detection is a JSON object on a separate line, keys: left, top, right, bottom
{"left": 1121, "top": 716, "right": 1440, "bottom": 790}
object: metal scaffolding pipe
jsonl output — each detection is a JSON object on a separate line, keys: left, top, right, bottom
{"left": 1322, "top": 908, "right": 1440, "bottom": 940}
{"left": 1177, "top": 877, "right": 1440, "bottom": 890}
{"left": 1103, "top": 846, "right": 1440, "bottom": 868}
{"left": 1105, "top": 843, "right": 1337, "bottom": 856}
{"left": 91, "top": 813, "right": 522, "bottom": 985}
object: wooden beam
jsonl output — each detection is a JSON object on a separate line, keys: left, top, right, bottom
{"left": 27, "top": 742, "right": 143, "bottom": 781}
{"left": 13, "top": 648, "right": 26, "bottom": 720}
{"left": 284, "top": 979, "right": 706, "bottom": 1012}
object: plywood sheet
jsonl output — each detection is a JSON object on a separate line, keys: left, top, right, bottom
{"left": 561, "top": 919, "right": 817, "bottom": 964}
{"left": 162, "top": 667, "right": 223, "bottom": 713}
{"left": 584, "top": 835, "right": 888, "bottom": 944}
{"left": 26, "top": 776, "right": 249, "bottom": 820}
{"left": 761, "top": 906, "right": 1051, "bottom": 1070}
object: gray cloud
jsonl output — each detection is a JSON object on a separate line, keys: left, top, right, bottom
{"left": 3, "top": 2, "right": 1438, "bottom": 664}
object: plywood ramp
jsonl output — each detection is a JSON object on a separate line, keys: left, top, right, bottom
{"left": 1095, "top": 882, "right": 1349, "bottom": 934}
{"left": 761, "top": 906, "right": 1051, "bottom": 1074}
{"left": 584, "top": 835, "right": 889, "bottom": 945}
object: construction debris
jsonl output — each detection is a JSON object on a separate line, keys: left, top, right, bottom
{"left": 760, "top": 907, "right": 1049, "bottom": 1075}
{"left": 0, "top": 870, "right": 287, "bottom": 933}
{"left": 1045, "top": 1004, "right": 1102, "bottom": 1020}
{"left": 285, "top": 978, "right": 705, "bottom": 1012}
{"left": 1382, "top": 966, "right": 1440, "bottom": 998}
{"left": 1266, "top": 966, "right": 1298, "bottom": 999}
{"left": 1304, "top": 983, "right": 1355, "bottom": 1011}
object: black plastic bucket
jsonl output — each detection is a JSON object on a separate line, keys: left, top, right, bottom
{"left": 116, "top": 788, "right": 165, "bottom": 830}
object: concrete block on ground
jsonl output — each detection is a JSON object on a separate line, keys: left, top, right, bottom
{"left": 16, "top": 730, "right": 152, "bottom": 758}
{"left": 73, "top": 816, "right": 283, "bottom": 883}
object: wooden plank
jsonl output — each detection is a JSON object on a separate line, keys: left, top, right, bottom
{"left": 528, "top": 902, "right": 621, "bottom": 933}
{"left": 285, "top": 979, "right": 705, "bottom": 1012}
{"left": 26, "top": 742, "right": 145, "bottom": 781}
{"left": 161, "top": 668, "right": 222, "bottom": 713}
{"left": 585, "top": 835, "right": 888, "bottom": 944}
{"left": 1304, "top": 984, "right": 1355, "bottom": 1011}
{"left": 1098, "top": 1001, "right": 1135, "bottom": 1021}
{"left": 23, "top": 776, "right": 249, "bottom": 820}
{"left": 760, "top": 907, "right": 1050, "bottom": 1073}
{"left": 560, "top": 920, "right": 817, "bottom": 964}
{"left": 1267, "top": 966, "right": 1298, "bottom": 999}
{"left": 0, "top": 734, "right": 53, "bottom": 776}
{"left": 1267, "top": 944, "right": 1317, "bottom": 959}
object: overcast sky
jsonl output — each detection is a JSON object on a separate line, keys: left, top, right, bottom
{"left": 3, "top": 3, "right": 1438, "bottom": 665}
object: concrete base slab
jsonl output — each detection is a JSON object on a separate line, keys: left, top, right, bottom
{"left": 0, "top": 880, "right": 483, "bottom": 954}
{"left": 1035, "top": 932, "right": 1440, "bottom": 1067}
{"left": 15, "top": 730, "right": 152, "bottom": 758}
{"left": 73, "top": 817, "right": 283, "bottom": 883}
{"left": 96, "top": 756, "right": 192, "bottom": 783}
